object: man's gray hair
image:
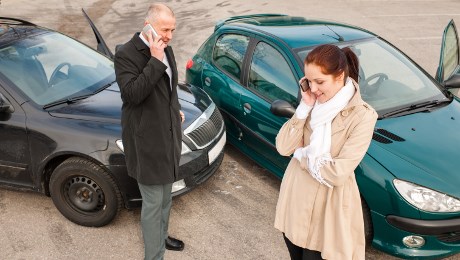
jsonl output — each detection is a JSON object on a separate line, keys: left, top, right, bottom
{"left": 146, "top": 3, "right": 175, "bottom": 22}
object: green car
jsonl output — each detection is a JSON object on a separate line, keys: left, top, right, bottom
{"left": 185, "top": 14, "right": 460, "bottom": 259}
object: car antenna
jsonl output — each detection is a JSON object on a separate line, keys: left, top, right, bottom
{"left": 323, "top": 25, "right": 344, "bottom": 42}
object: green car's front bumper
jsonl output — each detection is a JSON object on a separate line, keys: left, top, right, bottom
{"left": 372, "top": 211, "right": 460, "bottom": 259}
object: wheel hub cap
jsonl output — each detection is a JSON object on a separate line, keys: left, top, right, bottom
{"left": 65, "top": 176, "right": 104, "bottom": 212}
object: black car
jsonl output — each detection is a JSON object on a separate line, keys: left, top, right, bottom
{"left": 0, "top": 14, "right": 226, "bottom": 227}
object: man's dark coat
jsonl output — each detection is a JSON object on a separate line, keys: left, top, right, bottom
{"left": 114, "top": 33, "right": 181, "bottom": 185}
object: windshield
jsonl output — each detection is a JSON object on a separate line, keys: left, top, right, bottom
{"left": 0, "top": 32, "right": 115, "bottom": 105}
{"left": 296, "top": 38, "right": 447, "bottom": 115}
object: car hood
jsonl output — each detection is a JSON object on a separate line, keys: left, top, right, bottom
{"left": 367, "top": 100, "right": 460, "bottom": 197}
{"left": 48, "top": 83, "right": 213, "bottom": 130}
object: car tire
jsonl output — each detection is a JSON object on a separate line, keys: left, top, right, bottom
{"left": 361, "top": 197, "right": 374, "bottom": 245}
{"left": 49, "top": 157, "right": 122, "bottom": 227}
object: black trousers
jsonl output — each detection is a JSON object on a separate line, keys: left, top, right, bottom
{"left": 283, "top": 234, "right": 324, "bottom": 260}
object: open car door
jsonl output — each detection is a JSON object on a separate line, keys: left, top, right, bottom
{"left": 436, "top": 20, "right": 460, "bottom": 96}
{"left": 82, "top": 9, "right": 114, "bottom": 60}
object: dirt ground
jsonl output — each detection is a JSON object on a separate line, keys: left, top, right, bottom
{"left": 1, "top": 0, "right": 460, "bottom": 259}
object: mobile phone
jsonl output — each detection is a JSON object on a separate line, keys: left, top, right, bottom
{"left": 299, "top": 78, "right": 309, "bottom": 92}
{"left": 142, "top": 24, "right": 159, "bottom": 38}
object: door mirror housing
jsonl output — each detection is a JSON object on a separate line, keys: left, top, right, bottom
{"left": 0, "top": 93, "right": 14, "bottom": 113}
{"left": 443, "top": 73, "right": 460, "bottom": 89}
{"left": 270, "top": 99, "right": 295, "bottom": 118}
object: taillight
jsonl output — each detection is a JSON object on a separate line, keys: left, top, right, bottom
{"left": 186, "top": 59, "right": 194, "bottom": 70}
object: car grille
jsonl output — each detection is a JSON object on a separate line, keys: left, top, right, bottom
{"left": 185, "top": 105, "right": 224, "bottom": 149}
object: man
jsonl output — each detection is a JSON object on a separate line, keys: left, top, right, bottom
{"left": 114, "top": 3, "right": 185, "bottom": 259}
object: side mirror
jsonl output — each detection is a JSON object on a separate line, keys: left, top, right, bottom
{"left": 443, "top": 73, "right": 460, "bottom": 89}
{"left": 0, "top": 93, "right": 14, "bottom": 113}
{"left": 270, "top": 99, "right": 295, "bottom": 118}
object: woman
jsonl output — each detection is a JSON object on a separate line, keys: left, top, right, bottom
{"left": 274, "top": 44, "right": 377, "bottom": 260}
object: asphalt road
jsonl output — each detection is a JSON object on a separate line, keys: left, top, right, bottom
{"left": 1, "top": 0, "right": 460, "bottom": 259}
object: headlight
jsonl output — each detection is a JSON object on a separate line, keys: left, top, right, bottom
{"left": 116, "top": 139, "right": 124, "bottom": 152}
{"left": 394, "top": 179, "right": 460, "bottom": 213}
{"left": 181, "top": 142, "right": 191, "bottom": 155}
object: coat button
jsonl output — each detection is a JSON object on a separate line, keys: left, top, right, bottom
{"left": 341, "top": 110, "right": 349, "bottom": 117}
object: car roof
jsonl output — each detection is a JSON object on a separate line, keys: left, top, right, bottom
{"left": 0, "top": 17, "right": 47, "bottom": 47}
{"left": 216, "top": 14, "right": 376, "bottom": 49}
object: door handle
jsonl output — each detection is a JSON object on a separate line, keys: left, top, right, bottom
{"left": 243, "top": 103, "right": 251, "bottom": 114}
{"left": 204, "top": 77, "right": 211, "bottom": 87}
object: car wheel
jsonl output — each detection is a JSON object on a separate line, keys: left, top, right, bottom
{"left": 49, "top": 157, "right": 122, "bottom": 227}
{"left": 361, "top": 197, "right": 374, "bottom": 245}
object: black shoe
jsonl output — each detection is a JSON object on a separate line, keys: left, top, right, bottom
{"left": 165, "top": 236, "right": 184, "bottom": 251}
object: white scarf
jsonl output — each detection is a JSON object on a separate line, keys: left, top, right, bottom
{"left": 301, "top": 78, "right": 355, "bottom": 187}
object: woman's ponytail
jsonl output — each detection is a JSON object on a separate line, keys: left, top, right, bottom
{"left": 342, "top": 47, "right": 359, "bottom": 83}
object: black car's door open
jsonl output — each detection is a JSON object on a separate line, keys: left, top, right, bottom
{"left": 82, "top": 8, "right": 114, "bottom": 59}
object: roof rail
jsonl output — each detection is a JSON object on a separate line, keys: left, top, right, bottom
{"left": 215, "top": 14, "right": 286, "bottom": 31}
{"left": 0, "top": 17, "right": 36, "bottom": 26}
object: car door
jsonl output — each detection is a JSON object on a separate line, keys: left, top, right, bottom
{"left": 238, "top": 40, "right": 300, "bottom": 178}
{"left": 0, "top": 87, "right": 33, "bottom": 187}
{"left": 82, "top": 9, "right": 114, "bottom": 59}
{"left": 201, "top": 33, "right": 251, "bottom": 142}
{"left": 436, "top": 19, "right": 460, "bottom": 97}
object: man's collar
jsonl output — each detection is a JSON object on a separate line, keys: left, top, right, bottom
{"left": 132, "top": 33, "right": 149, "bottom": 51}
{"left": 131, "top": 32, "right": 173, "bottom": 61}
{"left": 139, "top": 32, "right": 150, "bottom": 47}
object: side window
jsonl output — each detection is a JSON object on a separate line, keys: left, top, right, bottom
{"left": 249, "top": 42, "right": 297, "bottom": 104}
{"left": 213, "top": 34, "right": 250, "bottom": 81}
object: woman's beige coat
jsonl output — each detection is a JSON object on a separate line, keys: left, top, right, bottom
{"left": 274, "top": 82, "right": 377, "bottom": 260}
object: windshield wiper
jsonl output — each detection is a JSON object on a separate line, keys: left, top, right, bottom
{"left": 92, "top": 80, "right": 115, "bottom": 95}
{"left": 43, "top": 81, "right": 115, "bottom": 109}
{"left": 379, "top": 99, "right": 450, "bottom": 119}
{"left": 43, "top": 94, "right": 93, "bottom": 109}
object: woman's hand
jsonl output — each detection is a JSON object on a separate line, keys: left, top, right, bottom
{"left": 299, "top": 76, "right": 316, "bottom": 106}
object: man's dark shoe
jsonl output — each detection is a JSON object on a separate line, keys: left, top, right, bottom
{"left": 165, "top": 236, "right": 184, "bottom": 251}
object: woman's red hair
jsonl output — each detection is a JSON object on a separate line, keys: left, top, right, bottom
{"left": 305, "top": 44, "right": 359, "bottom": 83}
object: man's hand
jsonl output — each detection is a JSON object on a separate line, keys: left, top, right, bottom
{"left": 180, "top": 110, "right": 185, "bottom": 124}
{"left": 146, "top": 30, "right": 166, "bottom": 61}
